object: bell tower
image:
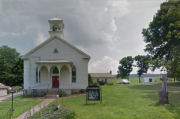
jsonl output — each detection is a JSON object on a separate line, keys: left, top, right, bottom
{"left": 48, "top": 18, "right": 64, "bottom": 39}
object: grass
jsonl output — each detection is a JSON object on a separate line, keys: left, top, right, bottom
{"left": 49, "top": 83, "right": 180, "bottom": 119}
{"left": 115, "top": 76, "right": 180, "bottom": 87}
{"left": 2, "top": 95, "right": 31, "bottom": 102}
{"left": 0, "top": 97, "right": 43, "bottom": 118}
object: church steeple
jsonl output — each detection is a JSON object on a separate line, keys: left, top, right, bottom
{"left": 48, "top": 18, "right": 64, "bottom": 39}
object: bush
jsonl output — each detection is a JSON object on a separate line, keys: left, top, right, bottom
{"left": 88, "top": 74, "right": 93, "bottom": 86}
{"left": 93, "top": 83, "right": 97, "bottom": 86}
{"left": 59, "top": 90, "right": 66, "bottom": 97}
{"left": 29, "top": 104, "right": 76, "bottom": 119}
{"left": 99, "top": 80, "right": 105, "bottom": 85}
{"left": 79, "top": 89, "right": 86, "bottom": 93}
{"left": 7, "top": 88, "right": 11, "bottom": 94}
{"left": 107, "top": 81, "right": 114, "bottom": 85}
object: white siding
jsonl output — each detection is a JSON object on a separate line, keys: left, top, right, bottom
{"left": 24, "top": 60, "right": 29, "bottom": 89}
{"left": 141, "top": 77, "right": 154, "bottom": 83}
{"left": 25, "top": 37, "right": 89, "bottom": 90}
{"left": 0, "top": 89, "right": 7, "bottom": 96}
{"left": 92, "top": 77, "right": 114, "bottom": 83}
{"left": 60, "top": 66, "right": 70, "bottom": 89}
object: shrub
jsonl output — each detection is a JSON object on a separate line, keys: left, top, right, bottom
{"left": 79, "top": 89, "right": 86, "bottom": 93}
{"left": 59, "top": 90, "right": 66, "bottom": 97}
{"left": 88, "top": 74, "right": 93, "bottom": 86}
{"left": 29, "top": 104, "right": 76, "bottom": 119}
{"left": 7, "top": 88, "right": 11, "bottom": 94}
{"left": 99, "top": 80, "right": 105, "bottom": 85}
{"left": 107, "top": 81, "right": 114, "bottom": 85}
{"left": 93, "top": 83, "right": 97, "bottom": 86}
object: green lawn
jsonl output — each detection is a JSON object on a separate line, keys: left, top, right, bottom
{"left": 0, "top": 97, "right": 43, "bottom": 118}
{"left": 50, "top": 84, "right": 180, "bottom": 119}
{"left": 115, "top": 76, "right": 180, "bottom": 87}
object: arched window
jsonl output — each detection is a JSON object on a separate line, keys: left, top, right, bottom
{"left": 53, "top": 67, "right": 59, "bottom": 74}
{"left": 36, "top": 67, "right": 38, "bottom": 83}
{"left": 36, "top": 67, "right": 40, "bottom": 83}
{"left": 72, "top": 66, "right": 76, "bottom": 82}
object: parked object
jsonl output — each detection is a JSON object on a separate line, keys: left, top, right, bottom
{"left": 141, "top": 75, "right": 154, "bottom": 83}
{"left": 0, "top": 83, "right": 7, "bottom": 96}
{"left": 19, "top": 87, "right": 23, "bottom": 90}
{"left": 117, "top": 79, "right": 130, "bottom": 84}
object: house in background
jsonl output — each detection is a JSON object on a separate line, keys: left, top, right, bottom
{"left": 89, "top": 71, "right": 114, "bottom": 84}
{"left": 141, "top": 75, "right": 154, "bottom": 83}
{"left": 21, "top": 18, "right": 91, "bottom": 96}
{"left": 0, "top": 83, "right": 7, "bottom": 96}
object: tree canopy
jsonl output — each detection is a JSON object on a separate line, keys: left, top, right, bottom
{"left": 134, "top": 55, "right": 151, "bottom": 83}
{"left": 142, "top": 0, "right": 180, "bottom": 60}
{"left": 117, "top": 56, "right": 134, "bottom": 79}
{"left": 0, "top": 45, "right": 23, "bottom": 86}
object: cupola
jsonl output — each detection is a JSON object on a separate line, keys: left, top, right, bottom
{"left": 48, "top": 18, "right": 64, "bottom": 39}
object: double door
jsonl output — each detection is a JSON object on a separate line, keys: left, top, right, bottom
{"left": 52, "top": 76, "right": 59, "bottom": 87}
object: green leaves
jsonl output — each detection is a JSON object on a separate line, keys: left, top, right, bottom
{"left": 143, "top": 0, "right": 180, "bottom": 60}
{"left": 0, "top": 45, "right": 23, "bottom": 86}
{"left": 117, "top": 56, "right": 134, "bottom": 79}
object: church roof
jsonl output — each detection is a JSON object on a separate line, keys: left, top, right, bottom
{"left": 36, "top": 60, "right": 73, "bottom": 64}
{"left": 89, "top": 73, "right": 114, "bottom": 78}
{"left": 22, "top": 35, "right": 91, "bottom": 59}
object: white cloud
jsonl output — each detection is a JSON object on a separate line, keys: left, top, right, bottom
{"left": 0, "top": 31, "right": 26, "bottom": 37}
{"left": 35, "top": 30, "right": 46, "bottom": 45}
{"left": 88, "top": 56, "right": 119, "bottom": 74}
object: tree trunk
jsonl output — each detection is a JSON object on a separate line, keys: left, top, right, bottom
{"left": 139, "top": 76, "right": 140, "bottom": 83}
{"left": 174, "top": 77, "right": 175, "bottom": 82}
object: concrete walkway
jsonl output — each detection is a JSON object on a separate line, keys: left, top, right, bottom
{"left": 16, "top": 99, "right": 54, "bottom": 119}
{"left": 145, "top": 84, "right": 180, "bottom": 89}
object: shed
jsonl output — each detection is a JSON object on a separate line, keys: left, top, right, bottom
{"left": 141, "top": 75, "right": 154, "bottom": 83}
{"left": 0, "top": 83, "right": 7, "bottom": 96}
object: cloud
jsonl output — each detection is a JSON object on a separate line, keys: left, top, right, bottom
{"left": 0, "top": 31, "right": 26, "bottom": 37}
{"left": 89, "top": 56, "right": 119, "bottom": 74}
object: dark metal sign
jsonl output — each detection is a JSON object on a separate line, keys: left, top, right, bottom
{"left": 86, "top": 86, "right": 102, "bottom": 104}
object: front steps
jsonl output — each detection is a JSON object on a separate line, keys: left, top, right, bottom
{"left": 46, "top": 89, "right": 59, "bottom": 98}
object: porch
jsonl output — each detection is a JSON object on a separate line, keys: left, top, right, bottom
{"left": 29, "top": 60, "right": 74, "bottom": 96}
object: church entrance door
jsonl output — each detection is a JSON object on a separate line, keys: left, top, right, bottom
{"left": 52, "top": 76, "right": 59, "bottom": 88}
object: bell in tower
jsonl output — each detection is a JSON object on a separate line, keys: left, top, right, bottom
{"left": 48, "top": 18, "right": 64, "bottom": 39}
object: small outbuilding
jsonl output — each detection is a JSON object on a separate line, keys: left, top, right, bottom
{"left": 89, "top": 71, "right": 114, "bottom": 84}
{"left": 141, "top": 75, "right": 154, "bottom": 83}
{"left": 0, "top": 83, "right": 7, "bottom": 96}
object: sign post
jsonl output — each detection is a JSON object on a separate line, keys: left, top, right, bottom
{"left": 86, "top": 86, "right": 102, "bottom": 104}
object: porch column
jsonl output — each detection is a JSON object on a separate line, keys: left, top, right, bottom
{"left": 58, "top": 65, "right": 62, "bottom": 89}
{"left": 38, "top": 67, "right": 39, "bottom": 84}
{"left": 47, "top": 65, "right": 50, "bottom": 88}
{"left": 69, "top": 64, "right": 72, "bottom": 89}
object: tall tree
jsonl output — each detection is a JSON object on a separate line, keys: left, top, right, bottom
{"left": 0, "top": 45, "right": 23, "bottom": 86}
{"left": 142, "top": 0, "right": 180, "bottom": 60}
{"left": 88, "top": 74, "right": 93, "bottom": 86}
{"left": 117, "top": 56, "right": 134, "bottom": 80}
{"left": 134, "top": 55, "right": 150, "bottom": 83}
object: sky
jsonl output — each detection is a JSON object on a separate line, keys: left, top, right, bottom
{"left": 0, "top": 0, "right": 167, "bottom": 75}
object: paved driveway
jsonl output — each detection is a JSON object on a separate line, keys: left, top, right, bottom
{"left": 0, "top": 92, "right": 23, "bottom": 102}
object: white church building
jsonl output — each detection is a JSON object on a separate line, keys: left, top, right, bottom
{"left": 21, "top": 18, "right": 91, "bottom": 96}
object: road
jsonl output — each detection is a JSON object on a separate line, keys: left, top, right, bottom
{"left": 0, "top": 92, "right": 23, "bottom": 102}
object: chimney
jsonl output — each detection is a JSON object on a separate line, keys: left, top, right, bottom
{"left": 110, "top": 71, "right": 112, "bottom": 74}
